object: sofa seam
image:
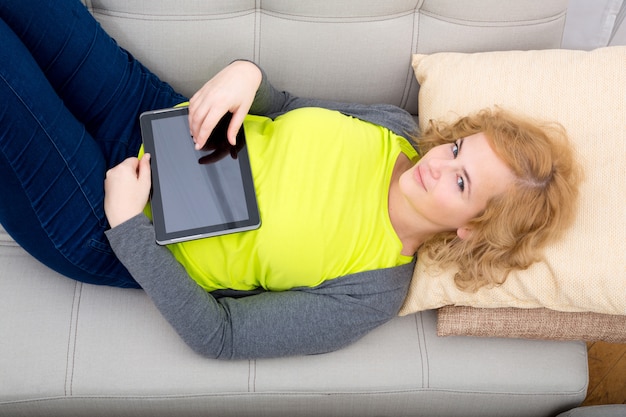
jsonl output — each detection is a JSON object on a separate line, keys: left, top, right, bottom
{"left": 420, "top": 312, "right": 430, "bottom": 389}
{"left": 64, "top": 282, "right": 82, "bottom": 397}
{"left": 399, "top": 1, "right": 422, "bottom": 112}
{"left": 254, "top": 0, "right": 261, "bottom": 64}
{"left": 260, "top": 9, "right": 415, "bottom": 24}
{"left": 248, "top": 360, "right": 257, "bottom": 393}
{"left": 412, "top": 312, "right": 429, "bottom": 389}
{"left": 0, "top": 388, "right": 588, "bottom": 404}
{"left": 88, "top": 8, "right": 256, "bottom": 22}
{"left": 419, "top": 10, "right": 567, "bottom": 27}
{"left": 609, "top": 0, "right": 626, "bottom": 43}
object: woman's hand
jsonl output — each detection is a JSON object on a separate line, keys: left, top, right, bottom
{"left": 104, "top": 155, "right": 152, "bottom": 228}
{"left": 188, "top": 60, "right": 262, "bottom": 149}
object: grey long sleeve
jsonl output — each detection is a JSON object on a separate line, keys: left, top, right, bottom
{"left": 106, "top": 215, "right": 414, "bottom": 360}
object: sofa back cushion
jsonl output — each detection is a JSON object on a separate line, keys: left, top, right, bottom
{"left": 80, "top": 0, "right": 567, "bottom": 115}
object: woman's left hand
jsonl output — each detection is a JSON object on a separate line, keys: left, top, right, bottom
{"left": 104, "top": 155, "right": 152, "bottom": 228}
{"left": 188, "top": 61, "right": 262, "bottom": 149}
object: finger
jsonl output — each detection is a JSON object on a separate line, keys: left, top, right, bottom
{"left": 107, "top": 157, "right": 137, "bottom": 177}
{"left": 227, "top": 108, "right": 246, "bottom": 146}
{"left": 188, "top": 93, "right": 205, "bottom": 139}
{"left": 188, "top": 98, "right": 208, "bottom": 144}
{"left": 188, "top": 85, "right": 224, "bottom": 142}
{"left": 195, "top": 109, "right": 226, "bottom": 150}
{"left": 127, "top": 156, "right": 141, "bottom": 177}
{"left": 124, "top": 156, "right": 140, "bottom": 167}
{"left": 138, "top": 154, "right": 151, "bottom": 180}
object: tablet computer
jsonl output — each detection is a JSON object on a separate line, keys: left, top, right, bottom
{"left": 139, "top": 106, "right": 260, "bottom": 245}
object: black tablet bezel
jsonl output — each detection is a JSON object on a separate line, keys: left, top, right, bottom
{"left": 139, "top": 106, "right": 260, "bottom": 245}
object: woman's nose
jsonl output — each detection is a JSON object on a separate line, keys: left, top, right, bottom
{"left": 428, "top": 158, "right": 447, "bottom": 179}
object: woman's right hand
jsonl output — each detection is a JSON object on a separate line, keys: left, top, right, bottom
{"left": 104, "top": 155, "right": 152, "bottom": 229}
{"left": 188, "top": 60, "right": 262, "bottom": 149}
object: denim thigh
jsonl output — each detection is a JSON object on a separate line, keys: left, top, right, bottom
{"left": 0, "top": 1, "right": 187, "bottom": 287}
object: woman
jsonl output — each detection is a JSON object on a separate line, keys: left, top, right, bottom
{"left": 0, "top": 0, "right": 580, "bottom": 359}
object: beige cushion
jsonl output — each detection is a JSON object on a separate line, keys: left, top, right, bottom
{"left": 437, "top": 306, "right": 626, "bottom": 343}
{"left": 400, "top": 46, "right": 626, "bottom": 317}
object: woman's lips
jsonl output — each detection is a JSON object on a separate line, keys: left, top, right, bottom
{"left": 415, "top": 164, "right": 426, "bottom": 190}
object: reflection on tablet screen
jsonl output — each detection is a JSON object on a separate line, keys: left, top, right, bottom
{"left": 151, "top": 114, "right": 249, "bottom": 234}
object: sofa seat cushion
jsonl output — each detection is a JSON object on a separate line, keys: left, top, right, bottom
{"left": 0, "top": 240, "right": 587, "bottom": 416}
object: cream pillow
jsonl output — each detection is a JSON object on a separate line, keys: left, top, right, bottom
{"left": 400, "top": 46, "right": 626, "bottom": 316}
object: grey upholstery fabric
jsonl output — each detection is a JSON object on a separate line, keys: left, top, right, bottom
{"left": 557, "top": 405, "right": 626, "bottom": 417}
{"left": 0, "top": 1, "right": 589, "bottom": 416}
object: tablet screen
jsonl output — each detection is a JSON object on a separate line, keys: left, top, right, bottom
{"left": 140, "top": 107, "right": 260, "bottom": 245}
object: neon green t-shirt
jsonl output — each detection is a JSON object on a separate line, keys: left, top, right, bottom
{"left": 161, "top": 107, "right": 417, "bottom": 291}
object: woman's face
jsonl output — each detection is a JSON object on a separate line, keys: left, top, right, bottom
{"left": 399, "top": 132, "right": 515, "bottom": 237}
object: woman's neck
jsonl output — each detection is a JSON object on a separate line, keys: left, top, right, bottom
{"left": 388, "top": 154, "right": 433, "bottom": 256}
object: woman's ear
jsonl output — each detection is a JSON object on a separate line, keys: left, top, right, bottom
{"left": 456, "top": 227, "right": 472, "bottom": 240}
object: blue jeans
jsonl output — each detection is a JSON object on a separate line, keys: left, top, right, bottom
{"left": 0, "top": 0, "right": 187, "bottom": 287}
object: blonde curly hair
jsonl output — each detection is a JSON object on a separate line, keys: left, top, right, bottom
{"left": 415, "top": 108, "right": 582, "bottom": 292}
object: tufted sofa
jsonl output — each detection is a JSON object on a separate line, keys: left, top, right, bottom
{"left": 0, "top": 1, "right": 590, "bottom": 416}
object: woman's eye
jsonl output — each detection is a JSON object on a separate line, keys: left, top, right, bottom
{"left": 457, "top": 176, "right": 465, "bottom": 192}
{"left": 452, "top": 143, "right": 459, "bottom": 158}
